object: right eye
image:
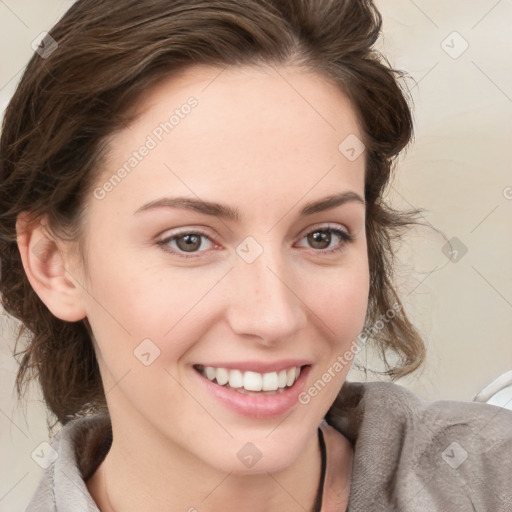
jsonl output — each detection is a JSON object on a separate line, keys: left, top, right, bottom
{"left": 157, "top": 229, "right": 218, "bottom": 258}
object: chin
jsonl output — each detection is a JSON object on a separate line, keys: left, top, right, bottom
{"left": 194, "top": 429, "right": 315, "bottom": 476}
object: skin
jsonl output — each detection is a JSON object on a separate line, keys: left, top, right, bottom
{"left": 18, "top": 64, "right": 369, "bottom": 511}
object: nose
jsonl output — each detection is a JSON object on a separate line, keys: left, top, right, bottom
{"left": 224, "top": 247, "right": 307, "bottom": 345}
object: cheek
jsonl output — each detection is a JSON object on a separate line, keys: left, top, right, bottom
{"left": 81, "top": 249, "right": 224, "bottom": 373}
{"left": 298, "top": 264, "right": 369, "bottom": 410}
{"left": 310, "top": 259, "right": 370, "bottom": 338}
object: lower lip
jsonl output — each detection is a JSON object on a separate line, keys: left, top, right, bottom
{"left": 195, "top": 366, "right": 311, "bottom": 419}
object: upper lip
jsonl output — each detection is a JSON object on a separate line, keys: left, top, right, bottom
{"left": 194, "top": 359, "right": 312, "bottom": 373}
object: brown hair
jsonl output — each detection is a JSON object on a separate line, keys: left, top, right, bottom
{"left": 0, "top": 0, "right": 425, "bottom": 425}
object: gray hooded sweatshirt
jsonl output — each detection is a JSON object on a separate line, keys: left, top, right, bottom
{"left": 25, "top": 381, "right": 512, "bottom": 511}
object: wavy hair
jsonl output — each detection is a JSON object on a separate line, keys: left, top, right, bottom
{"left": 0, "top": 0, "right": 425, "bottom": 424}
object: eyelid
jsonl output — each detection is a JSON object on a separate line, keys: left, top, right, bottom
{"left": 296, "top": 222, "right": 351, "bottom": 240}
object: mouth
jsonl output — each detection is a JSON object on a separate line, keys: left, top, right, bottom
{"left": 192, "top": 360, "right": 312, "bottom": 418}
{"left": 193, "top": 364, "right": 305, "bottom": 395}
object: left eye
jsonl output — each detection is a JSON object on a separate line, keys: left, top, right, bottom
{"left": 296, "top": 226, "right": 353, "bottom": 253}
{"left": 158, "top": 225, "right": 353, "bottom": 258}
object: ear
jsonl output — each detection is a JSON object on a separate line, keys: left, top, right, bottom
{"left": 16, "top": 212, "right": 87, "bottom": 322}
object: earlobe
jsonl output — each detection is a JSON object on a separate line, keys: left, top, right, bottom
{"left": 16, "top": 213, "right": 87, "bottom": 322}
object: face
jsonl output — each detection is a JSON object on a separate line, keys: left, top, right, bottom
{"left": 74, "top": 64, "right": 369, "bottom": 474}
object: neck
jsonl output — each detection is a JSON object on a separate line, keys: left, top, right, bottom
{"left": 87, "top": 416, "right": 332, "bottom": 512}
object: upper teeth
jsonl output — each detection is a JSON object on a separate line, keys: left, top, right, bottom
{"left": 200, "top": 366, "right": 301, "bottom": 392}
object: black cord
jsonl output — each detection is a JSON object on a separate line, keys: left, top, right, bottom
{"left": 313, "top": 427, "right": 327, "bottom": 512}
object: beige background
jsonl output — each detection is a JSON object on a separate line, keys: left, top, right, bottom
{"left": 1, "top": 1, "right": 511, "bottom": 510}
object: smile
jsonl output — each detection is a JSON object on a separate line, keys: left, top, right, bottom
{"left": 195, "top": 364, "right": 302, "bottom": 394}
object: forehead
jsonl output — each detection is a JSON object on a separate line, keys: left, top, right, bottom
{"left": 93, "top": 64, "right": 365, "bottom": 217}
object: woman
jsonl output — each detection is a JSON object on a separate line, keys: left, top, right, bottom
{"left": 1, "top": 0, "right": 510, "bottom": 510}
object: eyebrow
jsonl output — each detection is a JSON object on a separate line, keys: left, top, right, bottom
{"left": 133, "top": 191, "right": 365, "bottom": 221}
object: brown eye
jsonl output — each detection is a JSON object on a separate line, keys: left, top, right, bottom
{"left": 175, "top": 233, "right": 202, "bottom": 252}
{"left": 158, "top": 230, "right": 215, "bottom": 258}
{"left": 297, "top": 226, "right": 354, "bottom": 254}
{"left": 307, "top": 230, "right": 332, "bottom": 250}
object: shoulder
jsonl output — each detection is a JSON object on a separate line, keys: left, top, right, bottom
{"left": 327, "top": 381, "right": 512, "bottom": 512}
{"left": 25, "top": 414, "right": 110, "bottom": 512}
{"left": 330, "top": 380, "right": 512, "bottom": 437}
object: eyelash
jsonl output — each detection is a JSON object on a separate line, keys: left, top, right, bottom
{"left": 157, "top": 225, "right": 354, "bottom": 259}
